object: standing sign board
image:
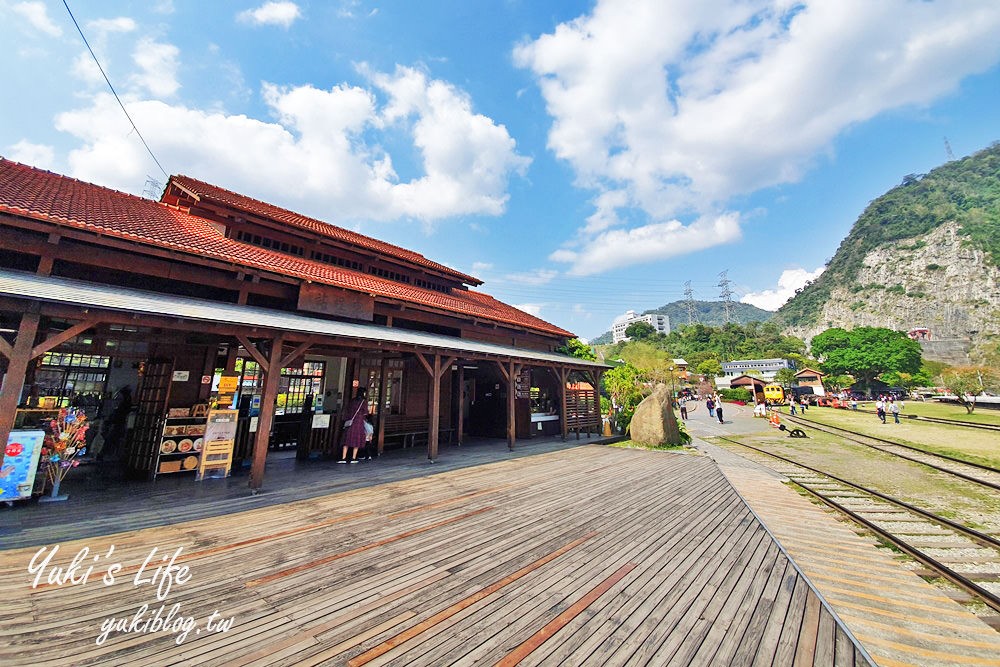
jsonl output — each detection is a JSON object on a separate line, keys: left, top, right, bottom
{"left": 515, "top": 367, "right": 532, "bottom": 399}
{"left": 196, "top": 409, "right": 238, "bottom": 481}
{"left": 2, "top": 430, "right": 45, "bottom": 501}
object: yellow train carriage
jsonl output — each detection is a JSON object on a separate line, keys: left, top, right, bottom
{"left": 763, "top": 383, "right": 785, "bottom": 405}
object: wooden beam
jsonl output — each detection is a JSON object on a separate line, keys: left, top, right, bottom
{"left": 415, "top": 352, "right": 434, "bottom": 378}
{"left": 236, "top": 334, "right": 269, "bottom": 373}
{"left": 0, "top": 311, "right": 40, "bottom": 469}
{"left": 437, "top": 356, "right": 456, "bottom": 380}
{"left": 428, "top": 354, "right": 441, "bottom": 462}
{"left": 0, "top": 335, "right": 12, "bottom": 361}
{"left": 279, "top": 341, "right": 313, "bottom": 368}
{"left": 249, "top": 335, "right": 284, "bottom": 492}
{"left": 495, "top": 360, "right": 510, "bottom": 383}
{"left": 30, "top": 318, "right": 102, "bottom": 360}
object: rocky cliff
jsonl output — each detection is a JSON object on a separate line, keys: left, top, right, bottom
{"left": 775, "top": 144, "right": 1000, "bottom": 364}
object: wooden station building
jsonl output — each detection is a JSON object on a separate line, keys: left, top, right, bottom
{"left": 0, "top": 159, "right": 604, "bottom": 492}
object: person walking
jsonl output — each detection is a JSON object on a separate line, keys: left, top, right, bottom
{"left": 789, "top": 400, "right": 797, "bottom": 416}
{"left": 714, "top": 396, "right": 724, "bottom": 424}
{"left": 875, "top": 396, "right": 886, "bottom": 424}
{"left": 338, "top": 388, "right": 368, "bottom": 463}
{"left": 706, "top": 396, "right": 715, "bottom": 418}
{"left": 679, "top": 397, "right": 688, "bottom": 420}
{"left": 889, "top": 400, "right": 901, "bottom": 424}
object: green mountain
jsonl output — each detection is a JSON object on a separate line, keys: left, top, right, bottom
{"left": 588, "top": 300, "right": 772, "bottom": 344}
{"left": 773, "top": 142, "right": 1000, "bottom": 363}
{"left": 644, "top": 300, "right": 772, "bottom": 327}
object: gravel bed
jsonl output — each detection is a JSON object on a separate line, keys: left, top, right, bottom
{"left": 949, "top": 562, "right": 1000, "bottom": 574}
{"left": 918, "top": 547, "right": 997, "bottom": 559}
{"left": 874, "top": 520, "right": 954, "bottom": 534}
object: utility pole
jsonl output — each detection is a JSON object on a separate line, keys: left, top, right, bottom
{"left": 683, "top": 280, "right": 696, "bottom": 325}
{"left": 718, "top": 270, "right": 734, "bottom": 324}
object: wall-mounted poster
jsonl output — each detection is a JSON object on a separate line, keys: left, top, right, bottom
{"left": 1, "top": 430, "right": 45, "bottom": 501}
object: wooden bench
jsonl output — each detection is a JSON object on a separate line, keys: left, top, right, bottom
{"left": 383, "top": 416, "right": 454, "bottom": 448}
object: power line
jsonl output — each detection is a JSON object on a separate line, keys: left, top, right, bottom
{"left": 62, "top": 0, "right": 169, "bottom": 179}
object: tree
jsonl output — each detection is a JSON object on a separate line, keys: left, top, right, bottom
{"left": 558, "top": 337, "right": 596, "bottom": 361}
{"left": 624, "top": 321, "right": 656, "bottom": 340}
{"left": 811, "top": 327, "right": 922, "bottom": 394}
{"left": 602, "top": 363, "right": 646, "bottom": 433}
{"left": 696, "top": 358, "right": 722, "bottom": 378}
{"left": 822, "top": 374, "right": 854, "bottom": 392}
{"left": 774, "top": 368, "right": 798, "bottom": 387}
{"left": 939, "top": 366, "right": 1000, "bottom": 414}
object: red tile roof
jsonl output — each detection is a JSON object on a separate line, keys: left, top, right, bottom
{"left": 0, "top": 159, "right": 573, "bottom": 338}
{"left": 168, "top": 174, "right": 482, "bottom": 286}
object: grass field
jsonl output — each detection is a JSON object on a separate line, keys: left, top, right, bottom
{"left": 787, "top": 405, "right": 1000, "bottom": 468}
{"left": 854, "top": 400, "right": 1000, "bottom": 425}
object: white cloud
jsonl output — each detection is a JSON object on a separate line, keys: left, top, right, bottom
{"left": 72, "top": 51, "right": 104, "bottom": 86}
{"left": 54, "top": 66, "right": 528, "bottom": 225}
{"left": 238, "top": 2, "right": 301, "bottom": 28}
{"left": 513, "top": 303, "right": 545, "bottom": 317}
{"left": 551, "top": 212, "right": 742, "bottom": 276}
{"left": 7, "top": 140, "right": 56, "bottom": 170}
{"left": 741, "top": 266, "right": 826, "bottom": 311}
{"left": 504, "top": 268, "right": 557, "bottom": 285}
{"left": 517, "top": 0, "right": 1000, "bottom": 274}
{"left": 471, "top": 261, "right": 494, "bottom": 273}
{"left": 87, "top": 17, "right": 137, "bottom": 34}
{"left": 12, "top": 1, "right": 62, "bottom": 37}
{"left": 130, "top": 38, "right": 180, "bottom": 97}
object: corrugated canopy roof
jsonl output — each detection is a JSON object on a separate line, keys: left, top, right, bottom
{"left": 0, "top": 270, "right": 606, "bottom": 369}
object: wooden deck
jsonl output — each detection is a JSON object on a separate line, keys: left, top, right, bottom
{"left": 0, "top": 446, "right": 871, "bottom": 666}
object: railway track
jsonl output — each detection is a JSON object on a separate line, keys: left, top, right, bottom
{"left": 716, "top": 435, "right": 1000, "bottom": 615}
{"left": 783, "top": 413, "right": 1000, "bottom": 491}
{"left": 850, "top": 406, "right": 1000, "bottom": 432}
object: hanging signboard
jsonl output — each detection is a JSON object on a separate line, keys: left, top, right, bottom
{"left": 1, "top": 430, "right": 45, "bottom": 501}
{"left": 515, "top": 367, "right": 532, "bottom": 399}
{"left": 196, "top": 409, "right": 238, "bottom": 481}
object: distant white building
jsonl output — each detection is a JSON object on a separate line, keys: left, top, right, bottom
{"left": 721, "top": 358, "right": 795, "bottom": 381}
{"left": 611, "top": 310, "right": 671, "bottom": 343}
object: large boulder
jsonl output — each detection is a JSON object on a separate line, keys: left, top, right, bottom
{"left": 628, "top": 384, "right": 681, "bottom": 446}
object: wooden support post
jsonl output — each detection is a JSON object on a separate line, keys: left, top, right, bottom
{"left": 507, "top": 359, "right": 517, "bottom": 451}
{"left": 249, "top": 335, "right": 283, "bottom": 493}
{"left": 559, "top": 366, "right": 570, "bottom": 441}
{"left": 456, "top": 363, "right": 464, "bottom": 446}
{"left": 376, "top": 358, "right": 388, "bottom": 455}
{"left": 428, "top": 354, "right": 441, "bottom": 461}
{"left": 0, "top": 311, "right": 40, "bottom": 468}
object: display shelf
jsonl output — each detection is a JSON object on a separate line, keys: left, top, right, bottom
{"left": 154, "top": 413, "right": 206, "bottom": 478}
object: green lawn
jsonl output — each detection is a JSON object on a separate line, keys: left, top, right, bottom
{"left": 795, "top": 406, "right": 1000, "bottom": 468}
{"left": 854, "top": 400, "right": 1000, "bottom": 426}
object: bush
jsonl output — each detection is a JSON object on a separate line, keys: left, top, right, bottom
{"left": 719, "top": 387, "right": 752, "bottom": 402}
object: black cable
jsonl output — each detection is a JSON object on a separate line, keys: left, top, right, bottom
{"left": 62, "top": 0, "right": 169, "bottom": 179}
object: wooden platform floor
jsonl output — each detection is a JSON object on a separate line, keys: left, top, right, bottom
{"left": 696, "top": 437, "right": 1000, "bottom": 667}
{"left": 0, "top": 435, "right": 603, "bottom": 549}
{"left": 0, "top": 445, "right": 870, "bottom": 666}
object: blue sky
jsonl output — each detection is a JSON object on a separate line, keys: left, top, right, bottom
{"left": 3, "top": 0, "right": 1000, "bottom": 341}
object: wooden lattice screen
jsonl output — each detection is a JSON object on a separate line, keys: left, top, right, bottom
{"left": 565, "top": 387, "right": 600, "bottom": 436}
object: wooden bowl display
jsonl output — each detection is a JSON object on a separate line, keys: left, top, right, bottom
{"left": 182, "top": 455, "right": 199, "bottom": 470}
{"left": 160, "top": 440, "right": 177, "bottom": 454}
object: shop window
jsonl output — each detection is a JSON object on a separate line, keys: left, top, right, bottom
{"left": 280, "top": 362, "right": 325, "bottom": 414}
{"left": 34, "top": 352, "right": 111, "bottom": 409}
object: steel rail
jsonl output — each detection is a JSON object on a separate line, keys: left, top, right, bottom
{"left": 715, "top": 435, "right": 1000, "bottom": 614}
{"left": 784, "top": 414, "right": 1000, "bottom": 492}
